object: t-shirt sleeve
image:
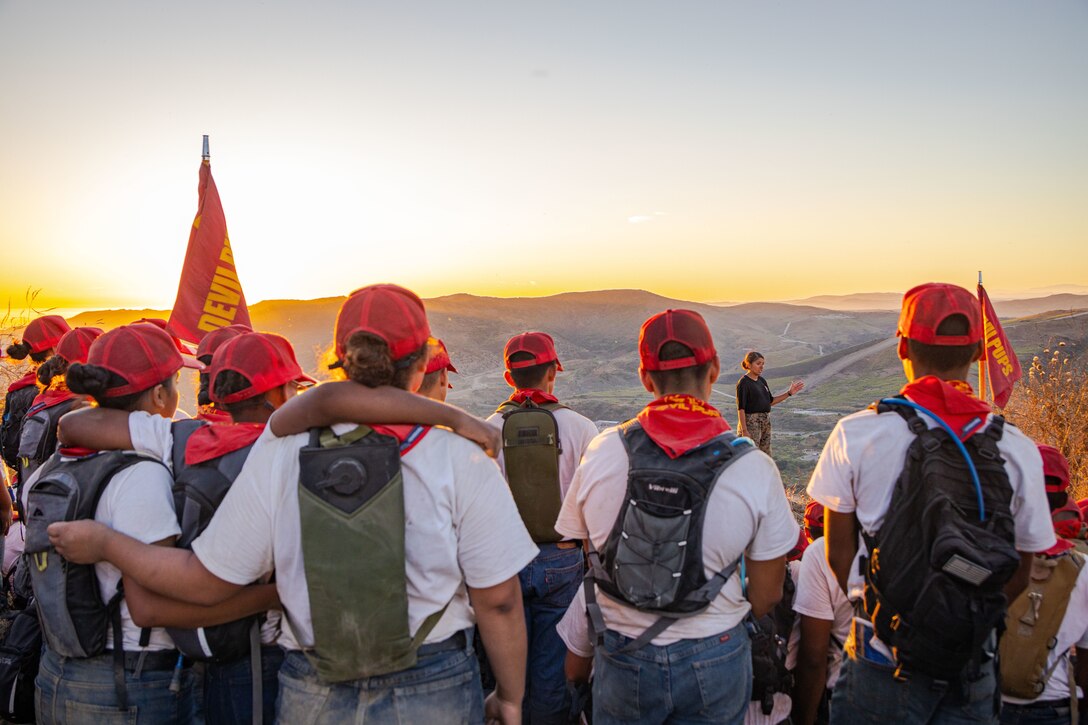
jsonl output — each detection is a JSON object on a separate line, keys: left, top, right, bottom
{"left": 105, "top": 461, "right": 181, "bottom": 544}
{"left": 747, "top": 456, "right": 801, "bottom": 560}
{"left": 127, "top": 411, "right": 176, "bottom": 467}
{"left": 556, "top": 586, "right": 594, "bottom": 658}
{"left": 736, "top": 378, "right": 748, "bottom": 410}
{"left": 554, "top": 429, "right": 618, "bottom": 541}
{"left": 1005, "top": 435, "right": 1057, "bottom": 553}
{"left": 806, "top": 422, "right": 857, "bottom": 514}
{"left": 451, "top": 438, "right": 538, "bottom": 589}
{"left": 793, "top": 541, "right": 835, "bottom": 621}
{"left": 191, "top": 431, "right": 279, "bottom": 585}
{"left": 484, "top": 412, "right": 507, "bottom": 477}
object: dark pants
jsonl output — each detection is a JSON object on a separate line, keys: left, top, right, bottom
{"left": 204, "top": 644, "right": 284, "bottom": 725}
{"left": 519, "top": 542, "right": 584, "bottom": 725}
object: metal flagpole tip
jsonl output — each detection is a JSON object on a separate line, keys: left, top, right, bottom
{"left": 202, "top": 135, "right": 210, "bottom": 160}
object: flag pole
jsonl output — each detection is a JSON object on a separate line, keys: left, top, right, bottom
{"left": 202, "top": 134, "right": 210, "bottom": 161}
{"left": 978, "top": 270, "right": 988, "bottom": 402}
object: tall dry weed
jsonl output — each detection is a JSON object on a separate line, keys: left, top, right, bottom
{"left": 1003, "top": 342, "right": 1088, "bottom": 499}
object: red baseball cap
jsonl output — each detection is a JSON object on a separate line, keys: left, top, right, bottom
{"left": 86, "top": 324, "right": 203, "bottom": 398}
{"left": 208, "top": 332, "right": 317, "bottom": 404}
{"left": 21, "top": 315, "right": 71, "bottom": 354}
{"left": 804, "top": 500, "right": 825, "bottom": 529}
{"left": 196, "top": 324, "right": 252, "bottom": 362}
{"left": 897, "top": 283, "right": 982, "bottom": 346}
{"left": 56, "top": 327, "right": 104, "bottom": 365}
{"left": 504, "top": 332, "right": 563, "bottom": 371}
{"left": 134, "top": 318, "right": 198, "bottom": 356}
{"left": 425, "top": 338, "right": 458, "bottom": 375}
{"left": 334, "top": 284, "right": 430, "bottom": 362}
{"left": 639, "top": 309, "right": 716, "bottom": 372}
{"left": 1039, "top": 444, "right": 1070, "bottom": 493}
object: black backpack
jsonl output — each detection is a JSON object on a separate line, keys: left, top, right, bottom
{"left": 1, "top": 385, "right": 37, "bottom": 472}
{"left": 17, "top": 395, "right": 80, "bottom": 482}
{"left": 585, "top": 420, "right": 754, "bottom": 651}
{"left": 0, "top": 599, "right": 42, "bottom": 724}
{"left": 748, "top": 562, "right": 796, "bottom": 715}
{"left": 166, "top": 419, "right": 260, "bottom": 663}
{"left": 862, "top": 398, "right": 1020, "bottom": 681}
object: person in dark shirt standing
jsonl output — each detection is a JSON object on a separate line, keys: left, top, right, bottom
{"left": 736, "top": 351, "right": 803, "bottom": 455}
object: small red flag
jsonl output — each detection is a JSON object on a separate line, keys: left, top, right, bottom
{"left": 978, "top": 283, "right": 1021, "bottom": 408}
{"left": 167, "top": 158, "right": 251, "bottom": 344}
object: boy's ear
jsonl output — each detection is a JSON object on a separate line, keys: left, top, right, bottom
{"left": 972, "top": 341, "right": 984, "bottom": 362}
{"left": 897, "top": 337, "right": 910, "bottom": 361}
{"left": 503, "top": 370, "right": 515, "bottom": 388}
{"left": 638, "top": 366, "right": 655, "bottom": 394}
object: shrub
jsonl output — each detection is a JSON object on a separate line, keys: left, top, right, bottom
{"left": 1003, "top": 342, "right": 1088, "bottom": 500}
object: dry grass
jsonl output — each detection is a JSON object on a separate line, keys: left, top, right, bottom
{"left": 1003, "top": 342, "right": 1088, "bottom": 500}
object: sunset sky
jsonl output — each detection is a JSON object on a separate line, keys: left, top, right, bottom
{"left": 1, "top": 1, "right": 1085, "bottom": 311}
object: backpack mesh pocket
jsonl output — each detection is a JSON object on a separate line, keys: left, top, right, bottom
{"left": 611, "top": 495, "right": 693, "bottom": 610}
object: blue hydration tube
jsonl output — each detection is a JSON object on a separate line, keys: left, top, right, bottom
{"left": 879, "top": 398, "right": 986, "bottom": 521}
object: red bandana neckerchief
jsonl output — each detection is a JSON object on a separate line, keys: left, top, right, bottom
{"left": 185, "top": 423, "right": 266, "bottom": 465}
{"left": 370, "top": 424, "right": 431, "bottom": 456}
{"left": 636, "top": 394, "right": 731, "bottom": 459}
{"left": 196, "top": 406, "right": 234, "bottom": 425}
{"left": 900, "top": 376, "right": 992, "bottom": 441}
{"left": 509, "top": 389, "right": 560, "bottom": 406}
{"left": 8, "top": 372, "right": 37, "bottom": 394}
{"left": 30, "top": 388, "right": 79, "bottom": 410}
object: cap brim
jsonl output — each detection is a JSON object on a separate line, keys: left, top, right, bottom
{"left": 181, "top": 356, "right": 206, "bottom": 371}
{"left": 295, "top": 372, "right": 318, "bottom": 387}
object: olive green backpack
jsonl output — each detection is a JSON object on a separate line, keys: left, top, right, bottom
{"left": 495, "top": 399, "right": 568, "bottom": 543}
{"left": 297, "top": 424, "right": 447, "bottom": 682}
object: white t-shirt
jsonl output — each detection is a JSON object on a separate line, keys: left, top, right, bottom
{"left": 191, "top": 424, "right": 539, "bottom": 651}
{"left": 129, "top": 411, "right": 281, "bottom": 645}
{"left": 807, "top": 408, "right": 1056, "bottom": 597}
{"left": 1004, "top": 553, "right": 1088, "bottom": 705}
{"left": 786, "top": 537, "right": 853, "bottom": 688}
{"left": 486, "top": 403, "right": 601, "bottom": 503}
{"left": 557, "top": 585, "right": 593, "bottom": 659}
{"left": 24, "top": 454, "right": 181, "bottom": 651}
{"left": 555, "top": 426, "right": 799, "bottom": 644}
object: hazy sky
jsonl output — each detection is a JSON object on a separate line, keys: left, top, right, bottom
{"left": 1, "top": 1, "right": 1085, "bottom": 310}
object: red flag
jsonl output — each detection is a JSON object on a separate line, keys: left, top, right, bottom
{"left": 978, "top": 283, "right": 1021, "bottom": 408}
{"left": 167, "top": 158, "right": 251, "bottom": 344}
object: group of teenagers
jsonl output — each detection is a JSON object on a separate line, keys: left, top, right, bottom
{"left": 0, "top": 279, "right": 1083, "bottom": 725}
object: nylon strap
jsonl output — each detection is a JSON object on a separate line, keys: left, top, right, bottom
{"left": 250, "top": 621, "right": 263, "bottom": 725}
{"left": 108, "top": 586, "right": 128, "bottom": 711}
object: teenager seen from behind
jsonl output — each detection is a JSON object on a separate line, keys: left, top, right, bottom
{"left": 809, "top": 282, "right": 1055, "bottom": 723}
{"left": 47, "top": 284, "right": 533, "bottom": 724}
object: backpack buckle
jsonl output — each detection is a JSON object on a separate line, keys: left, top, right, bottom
{"left": 890, "top": 614, "right": 901, "bottom": 631}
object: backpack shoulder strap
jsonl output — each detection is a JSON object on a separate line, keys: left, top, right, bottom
{"left": 871, "top": 396, "right": 927, "bottom": 434}
{"left": 171, "top": 419, "right": 207, "bottom": 473}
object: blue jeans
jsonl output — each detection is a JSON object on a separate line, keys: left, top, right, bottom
{"left": 275, "top": 635, "right": 483, "bottom": 724}
{"left": 519, "top": 541, "right": 583, "bottom": 725}
{"left": 35, "top": 647, "right": 201, "bottom": 724}
{"left": 830, "top": 648, "right": 998, "bottom": 724}
{"left": 592, "top": 622, "right": 752, "bottom": 725}
{"left": 999, "top": 700, "right": 1075, "bottom": 725}
{"left": 204, "top": 645, "right": 284, "bottom": 725}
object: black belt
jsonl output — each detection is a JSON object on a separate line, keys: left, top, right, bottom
{"left": 119, "top": 650, "right": 182, "bottom": 672}
{"left": 416, "top": 629, "right": 469, "bottom": 657}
